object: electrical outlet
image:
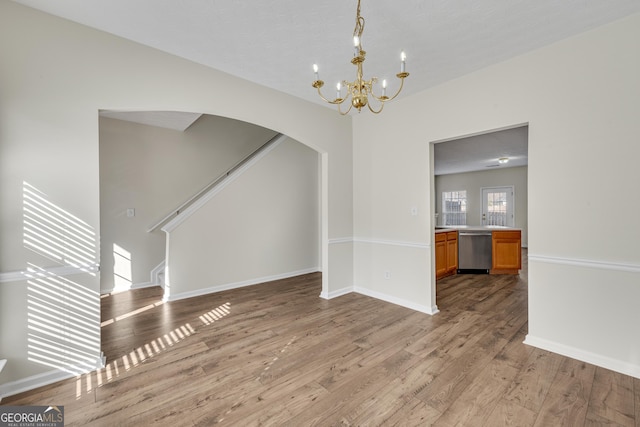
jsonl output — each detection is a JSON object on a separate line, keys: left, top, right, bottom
{"left": 384, "top": 270, "right": 391, "bottom": 279}
{"left": 410, "top": 207, "right": 418, "bottom": 216}
{"left": 126, "top": 208, "right": 135, "bottom": 217}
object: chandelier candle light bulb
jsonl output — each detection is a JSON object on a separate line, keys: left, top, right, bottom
{"left": 311, "top": 0, "right": 410, "bottom": 114}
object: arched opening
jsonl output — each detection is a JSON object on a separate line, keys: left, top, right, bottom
{"left": 98, "top": 111, "right": 327, "bottom": 299}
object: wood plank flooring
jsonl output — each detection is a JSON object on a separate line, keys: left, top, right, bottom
{"left": 4, "top": 251, "right": 640, "bottom": 426}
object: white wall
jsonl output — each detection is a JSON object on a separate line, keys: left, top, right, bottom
{"left": 164, "top": 138, "right": 319, "bottom": 300}
{"left": 0, "top": 1, "right": 352, "bottom": 393}
{"left": 435, "top": 166, "right": 528, "bottom": 246}
{"left": 2, "top": 0, "right": 638, "bottom": 395}
{"left": 353, "top": 13, "right": 640, "bottom": 377}
{"left": 99, "top": 115, "right": 277, "bottom": 292}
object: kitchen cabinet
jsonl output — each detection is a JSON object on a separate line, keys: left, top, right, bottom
{"left": 435, "top": 231, "right": 458, "bottom": 280}
{"left": 491, "top": 230, "right": 521, "bottom": 274}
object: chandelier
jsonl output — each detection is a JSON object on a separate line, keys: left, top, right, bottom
{"left": 312, "top": 0, "right": 409, "bottom": 115}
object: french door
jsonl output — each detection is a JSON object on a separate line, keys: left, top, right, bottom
{"left": 481, "top": 186, "right": 514, "bottom": 227}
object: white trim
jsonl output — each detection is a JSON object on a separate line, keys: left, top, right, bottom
{"left": 101, "top": 261, "right": 166, "bottom": 294}
{"left": 0, "top": 353, "right": 104, "bottom": 399}
{"left": 328, "top": 237, "right": 353, "bottom": 245}
{"left": 0, "top": 264, "right": 100, "bottom": 284}
{"left": 150, "top": 260, "right": 166, "bottom": 288}
{"left": 524, "top": 335, "right": 640, "bottom": 380}
{"left": 161, "top": 134, "right": 288, "bottom": 233}
{"left": 430, "top": 123, "right": 529, "bottom": 145}
{"left": 328, "top": 237, "right": 431, "bottom": 249}
{"left": 164, "top": 267, "right": 320, "bottom": 302}
{"left": 528, "top": 254, "right": 640, "bottom": 273}
{"left": 354, "top": 286, "right": 439, "bottom": 315}
{"left": 148, "top": 133, "right": 287, "bottom": 233}
{"left": 353, "top": 238, "right": 430, "bottom": 249}
{"left": 131, "top": 281, "right": 159, "bottom": 290}
{"left": 320, "top": 285, "right": 439, "bottom": 315}
{"left": 320, "top": 286, "right": 354, "bottom": 300}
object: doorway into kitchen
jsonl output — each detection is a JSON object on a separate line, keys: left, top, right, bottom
{"left": 431, "top": 124, "right": 529, "bottom": 309}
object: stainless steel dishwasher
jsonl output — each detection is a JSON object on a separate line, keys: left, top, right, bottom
{"left": 457, "top": 230, "right": 492, "bottom": 273}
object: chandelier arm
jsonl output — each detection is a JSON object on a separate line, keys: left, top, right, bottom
{"left": 316, "top": 86, "right": 347, "bottom": 105}
{"left": 381, "top": 74, "right": 409, "bottom": 102}
{"left": 338, "top": 102, "right": 354, "bottom": 116}
{"left": 367, "top": 100, "right": 384, "bottom": 114}
{"left": 368, "top": 92, "right": 388, "bottom": 103}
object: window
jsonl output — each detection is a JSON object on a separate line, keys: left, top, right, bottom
{"left": 442, "top": 191, "right": 467, "bottom": 225}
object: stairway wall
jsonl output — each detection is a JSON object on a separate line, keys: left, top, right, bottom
{"left": 99, "top": 115, "right": 277, "bottom": 293}
{"left": 165, "top": 137, "right": 319, "bottom": 300}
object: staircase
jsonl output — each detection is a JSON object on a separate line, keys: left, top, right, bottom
{"left": 147, "top": 133, "right": 286, "bottom": 233}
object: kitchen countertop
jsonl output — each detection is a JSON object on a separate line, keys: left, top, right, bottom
{"left": 435, "top": 225, "right": 521, "bottom": 233}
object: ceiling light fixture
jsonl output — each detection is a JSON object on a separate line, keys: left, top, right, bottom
{"left": 312, "top": 0, "right": 409, "bottom": 115}
{"left": 498, "top": 157, "right": 509, "bottom": 164}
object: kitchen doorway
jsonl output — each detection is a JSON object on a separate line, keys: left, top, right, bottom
{"left": 431, "top": 124, "right": 529, "bottom": 310}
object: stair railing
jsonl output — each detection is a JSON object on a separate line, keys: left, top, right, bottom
{"left": 146, "top": 133, "right": 285, "bottom": 233}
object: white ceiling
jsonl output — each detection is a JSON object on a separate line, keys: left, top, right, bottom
{"left": 13, "top": 0, "right": 640, "bottom": 109}
{"left": 434, "top": 126, "right": 528, "bottom": 175}
{"left": 15, "top": 0, "right": 638, "bottom": 173}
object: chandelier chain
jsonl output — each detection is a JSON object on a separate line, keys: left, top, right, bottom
{"left": 354, "top": 0, "right": 365, "bottom": 46}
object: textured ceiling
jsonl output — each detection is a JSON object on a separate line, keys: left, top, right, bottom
{"left": 13, "top": 0, "right": 639, "bottom": 173}
{"left": 434, "top": 126, "right": 528, "bottom": 175}
{"left": 13, "top": 0, "right": 640, "bottom": 108}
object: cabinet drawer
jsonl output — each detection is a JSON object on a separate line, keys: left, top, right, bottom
{"left": 492, "top": 230, "right": 520, "bottom": 240}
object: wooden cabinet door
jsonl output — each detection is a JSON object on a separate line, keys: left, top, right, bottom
{"left": 491, "top": 230, "right": 521, "bottom": 274}
{"left": 435, "top": 233, "right": 447, "bottom": 279}
{"left": 445, "top": 231, "right": 458, "bottom": 273}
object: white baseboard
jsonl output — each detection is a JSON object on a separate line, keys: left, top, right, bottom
{"left": 320, "top": 286, "right": 354, "bottom": 300}
{"left": 0, "top": 353, "right": 105, "bottom": 399}
{"left": 524, "top": 334, "right": 640, "bottom": 380}
{"left": 165, "top": 268, "right": 320, "bottom": 302}
{"left": 320, "top": 285, "right": 439, "bottom": 315}
{"left": 354, "top": 286, "right": 439, "bottom": 315}
{"left": 102, "top": 281, "right": 161, "bottom": 294}
{"left": 131, "top": 281, "right": 160, "bottom": 290}
{"left": 101, "top": 261, "right": 166, "bottom": 294}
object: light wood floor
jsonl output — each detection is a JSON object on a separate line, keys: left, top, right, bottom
{"left": 4, "top": 253, "right": 640, "bottom": 426}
